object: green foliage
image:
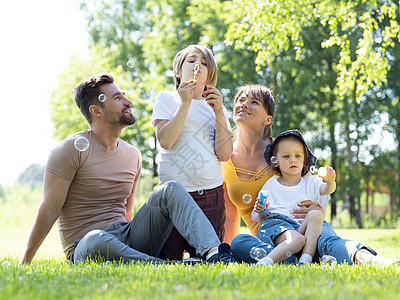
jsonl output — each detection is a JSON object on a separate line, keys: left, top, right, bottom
{"left": 0, "top": 185, "right": 5, "bottom": 203}
{"left": 224, "top": 0, "right": 400, "bottom": 220}
{"left": 16, "top": 164, "right": 45, "bottom": 187}
{"left": 331, "top": 210, "right": 399, "bottom": 229}
{"left": 0, "top": 174, "right": 155, "bottom": 228}
{"left": 72, "top": 0, "right": 266, "bottom": 175}
{"left": 50, "top": 50, "right": 116, "bottom": 140}
{"left": 0, "top": 184, "right": 43, "bottom": 228}
{"left": 49, "top": 49, "right": 157, "bottom": 174}
{"left": 80, "top": 0, "right": 262, "bottom": 105}
{"left": 48, "top": 0, "right": 400, "bottom": 219}
{"left": 1, "top": 184, "right": 43, "bottom": 205}
{"left": 226, "top": 0, "right": 400, "bottom": 101}
{"left": 131, "top": 175, "right": 155, "bottom": 215}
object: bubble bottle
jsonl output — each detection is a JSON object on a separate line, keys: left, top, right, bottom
{"left": 258, "top": 192, "right": 268, "bottom": 214}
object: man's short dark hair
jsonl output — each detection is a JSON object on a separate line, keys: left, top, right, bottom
{"left": 74, "top": 73, "right": 114, "bottom": 124}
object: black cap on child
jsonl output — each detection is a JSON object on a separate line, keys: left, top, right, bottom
{"left": 264, "top": 129, "right": 317, "bottom": 176}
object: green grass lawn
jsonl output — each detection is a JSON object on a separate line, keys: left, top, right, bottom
{"left": 1, "top": 227, "right": 400, "bottom": 300}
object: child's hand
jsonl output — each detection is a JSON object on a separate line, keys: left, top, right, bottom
{"left": 202, "top": 85, "right": 223, "bottom": 111}
{"left": 178, "top": 79, "right": 197, "bottom": 105}
{"left": 253, "top": 197, "right": 269, "bottom": 213}
{"left": 320, "top": 166, "right": 336, "bottom": 183}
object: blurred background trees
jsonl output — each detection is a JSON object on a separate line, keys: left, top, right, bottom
{"left": 44, "top": 0, "right": 400, "bottom": 227}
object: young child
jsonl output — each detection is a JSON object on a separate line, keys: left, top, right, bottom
{"left": 152, "top": 45, "right": 233, "bottom": 260}
{"left": 253, "top": 129, "right": 336, "bottom": 265}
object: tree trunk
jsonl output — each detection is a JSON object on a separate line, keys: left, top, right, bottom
{"left": 356, "top": 194, "right": 363, "bottom": 228}
{"left": 349, "top": 194, "right": 356, "bottom": 219}
{"left": 343, "top": 97, "right": 355, "bottom": 221}
{"left": 329, "top": 95, "right": 337, "bottom": 218}
{"left": 371, "top": 192, "right": 375, "bottom": 217}
{"left": 397, "top": 122, "right": 400, "bottom": 214}
{"left": 390, "top": 193, "right": 396, "bottom": 221}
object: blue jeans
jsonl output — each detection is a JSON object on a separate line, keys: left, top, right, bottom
{"left": 257, "top": 213, "right": 301, "bottom": 243}
{"left": 72, "top": 181, "right": 221, "bottom": 263}
{"left": 231, "top": 221, "right": 375, "bottom": 265}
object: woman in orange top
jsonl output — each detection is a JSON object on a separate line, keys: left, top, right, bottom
{"left": 222, "top": 84, "right": 305, "bottom": 241}
{"left": 223, "top": 84, "right": 398, "bottom": 265}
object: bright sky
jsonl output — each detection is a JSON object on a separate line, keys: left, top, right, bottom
{"left": 0, "top": 0, "right": 89, "bottom": 185}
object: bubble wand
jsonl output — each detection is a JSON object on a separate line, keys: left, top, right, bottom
{"left": 193, "top": 63, "right": 200, "bottom": 81}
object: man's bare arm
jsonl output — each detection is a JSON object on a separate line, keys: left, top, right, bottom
{"left": 125, "top": 167, "right": 141, "bottom": 222}
{"left": 19, "top": 171, "right": 71, "bottom": 264}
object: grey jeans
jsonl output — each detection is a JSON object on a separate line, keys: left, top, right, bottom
{"left": 72, "top": 181, "right": 221, "bottom": 263}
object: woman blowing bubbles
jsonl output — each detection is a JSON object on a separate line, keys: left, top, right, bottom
{"left": 223, "top": 84, "right": 398, "bottom": 266}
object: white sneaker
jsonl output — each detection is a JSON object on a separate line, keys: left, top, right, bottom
{"left": 369, "top": 255, "right": 400, "bottom": 266}
{"left": 356, "top": 250, "right": 399, "bottom": 266}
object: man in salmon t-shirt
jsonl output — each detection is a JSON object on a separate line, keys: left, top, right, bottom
{"left": 19, "top": 73, "right": 238, "bottom": 265}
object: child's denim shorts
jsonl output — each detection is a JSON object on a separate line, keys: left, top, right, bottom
{"left": 256, "top": 213, "right": 301, "bottom": 245}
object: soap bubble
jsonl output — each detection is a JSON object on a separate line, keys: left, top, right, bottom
{"left": 318, "top": 167, "right": 327, "bottom": 177}
{"left": 310, "top": 166, "right": 328, "bottom": 177}
{"left": 173, "top": 285, "right": 184, "bottom": 292}
{"left": 74, "top": 136, "right": 90, "bottom": 152}
{"left": 1, "top": 261, "right": 12, "bottom": 267}
{"left": 219, "top": 270, "right": 232, "bottom": 275}
{"left": 242, "top": 194, "right": 252, "bottom": 204}
{"left": 127, "top": 59, "right": 134, "bottom": 68}
{"left": 286, "top": 251, "right": 292, "bottom": 257}
{"left": 321, "top": 255, "right": 337, "bottom": 265}
{"left": 249, "top": 247, "right": 267, "bottom": 261}
{"left": 270, "top": 156, "right": 278, "bottom": 164}
{"left": 98, "top": 94, "right": 106, "bottom": 102}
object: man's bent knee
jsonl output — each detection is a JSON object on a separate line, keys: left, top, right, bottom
{"left": 83, "top": 230, "right": 110, "bottom": 250}
{"left": 74, "top": 230, "right": 111, "bottom": 262}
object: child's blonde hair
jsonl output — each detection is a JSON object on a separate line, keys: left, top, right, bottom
{"left": 173, "top": 45, "right": 217, "bottom": 89}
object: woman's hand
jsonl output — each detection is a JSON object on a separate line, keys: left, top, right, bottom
{"left": 292, "top": 200, "right": 324, "bottom": 220}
